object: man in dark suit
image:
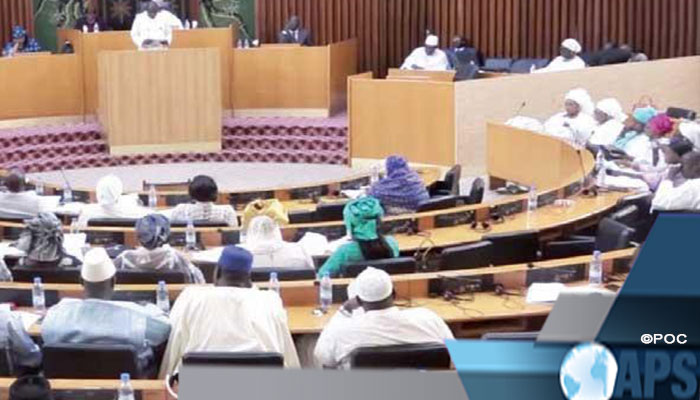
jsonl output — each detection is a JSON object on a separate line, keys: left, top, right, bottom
{"left": 278, "top": 15, "right": 312, "bottom": 46}
{"left": 444, "top": 35, "right": 483, "bottom": 69}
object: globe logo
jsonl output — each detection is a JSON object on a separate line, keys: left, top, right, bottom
{"left": 560, "top": 342, "right": 618, "bottom": 400}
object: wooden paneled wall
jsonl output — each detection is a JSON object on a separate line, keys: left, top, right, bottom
{"left": 256, "top": 0, "right": 700, "bottom": 77}
{"left": 0, "top": 0, "right": 34, "bottom": 47}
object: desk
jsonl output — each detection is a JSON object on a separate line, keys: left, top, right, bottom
{"left": 231, "top": 39, "right": 357, "bottom": 117}
{"left": 0, "top": 378, "right": 165, "bottom": 400}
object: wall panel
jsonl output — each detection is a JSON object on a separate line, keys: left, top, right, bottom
{"left": 257, "top": 0, "right": 700, "bottom": 77}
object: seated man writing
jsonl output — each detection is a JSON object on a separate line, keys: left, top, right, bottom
{"left": 400, "top": 35, "right": 449, "bottom": 71}
{"left": 130, "top": 1, "right": 181, "bottom": 49}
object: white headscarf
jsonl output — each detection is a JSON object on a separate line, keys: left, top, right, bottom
{"left": 96, "top": 175, "right": 123, "bottom": 206}
{"left": 424, "top": 35, "right": 439, "bottom": 47}
{"left": 596, "top": 98, "right": 627, "bottom": 122}
{"left": 565, "top": 88, "right": 594, "bottom": 116}
{"left": 245, "top": 215, "right": 284, "bottom": 252}
{"left": 562, "top": 38, "right": 582, "bottom": 54}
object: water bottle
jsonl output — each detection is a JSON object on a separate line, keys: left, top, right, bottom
{"left": 156, "top": 281, "right": 170, "bottom": 313}
{"left": 184, "top": 19, "right": 191, "bottom": 30}
{"left": 370, "top": 164, "right": 381, "bottom": 184}
{"left": 589, "top": 250, "right": 603, "bottom": 285}
{"left": 237, "top": 38, "right": 243, "bottom": 48}
{"left": 319, "top": 273, "right": 332, "bottom": 312}
{"left": 185, "top": 219, "right": 196, "bottom": 250}
{"left": 117, "top": 373, "right": 135, "bottom": 400}
{"left": 269, "top": 272, "right": 280, "bottom": 295}
{"left": 192, "top": 20, "right": 198, "bottom": 29}
{"left": 148, "top": 185, "right": 158, "bottom": 208}
{"left": 93, "top": 23, "right": 99, "bottom": 32}
{"left": 244, "top": 38, "right": 250, "bottom": 48}
{"left": 70, "top": 218, "right": 79, "bottom": 234}
{"left": 82, "top": 25, "right": 88, "bottom": 33}
{"left": 32, "top": 277, "right": 46, "bottom": 313}
{"left": 63, "top": 182, "right": 73, "bottom": 203}
{"left": 527, "top": 185, "right": 538, "bottom": 212}
{"left": 596, "top": 150, "right": 606, "bottom": 187}
{"left": 34, "top": 181, "right": 44, "bottom": 196}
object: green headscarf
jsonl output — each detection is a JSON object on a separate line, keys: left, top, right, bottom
{"left": 343, "top": 197, "right": 384, "bottom": 240}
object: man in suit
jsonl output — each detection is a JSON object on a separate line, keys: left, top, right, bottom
{"left": 278, "top": 15, "right": 312, "bottom": 46}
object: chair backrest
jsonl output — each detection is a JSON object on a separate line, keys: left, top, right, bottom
{"left": 250, "top": 267, "right": 316, "bottom": 282}
{"left": 43, "top": 343, "right": 139, "bottom": 379}
{"left": 609, "top": 205, "right": 639, "bottom": 227}
{"left": 87, "top": 218, "right": 138, "bottom": 227}
{"left": 481, "top": 331, "right": 540, "bottom": 340}
{"left": 288, "top": 209, "right": 316, "bottom": 224}
{"left": 443, "top": 165, "right": 461, "bottom": 196}
{"left": 349, "top": 343, "right": 451, "bottom": 369}
{"left": 115, "top": 269, "right": 187, "bottom": 284}
{"left": 182, "top": 351, "right": 284, "bottom": 367}
{"left": 595, "top": 218, "right": 635, "bottom": 252}
{"left": 11, "top": 267, "right": 80, "bottom": 284}
{"left": 341, "top": 257, "right": 416, "bottom": 278}
{"left": 315, "top": 201, "right": 348, "bottom": 222}
{"left": 666, "top": 107, "right": 697, "bottom": 121}
{"left": 482, "top": 230, "right": 539, "bottom": 265}
{"left": 467, "top": 177, "right": 485, "bottom": 205}
{"left": 416, "top": 196, "right": 458, "bottom": 212}
{"left": 483, "top": 58, "right": 513, "bottom": 72}
{"left": 440, "top": 241, "right": 493, "bottom": 270}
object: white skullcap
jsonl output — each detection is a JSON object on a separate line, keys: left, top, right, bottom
{"left": 561, "top": 38, "right": 582, "bottom": 54}
{"left": 81, "top": 247, "right": 116, "bottom": 283}
{"left": 679, "top": 121, "right": 700, "bottom": 150}
{"left": 565, "top": 88, "right": 594, "bottom": 116}
{"left": 595, "top": 98, "right": 627, "bottom": 122}
{"left": 425, "top": 35, "right": 439, "bottom": 47}
{"left": 96, "top": 175, "right": 123, "bottom": 206}
{"left": 354, "top": 267, "right": 393, "bottom": 302}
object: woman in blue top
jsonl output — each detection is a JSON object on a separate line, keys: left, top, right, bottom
{"left": 368, "top": 155, "right": 429, "bottom": 215}
{"left": 3, "top": 26, "right": 41, "bottom": 57}
{"left": 318, "top": 197, "right": 399, "bottom": 277}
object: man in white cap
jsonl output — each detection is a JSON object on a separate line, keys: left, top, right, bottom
{"left": 589, "top": 98, "right": 627, "bottom": 146}
{"left": 543, "top": 88, "right": 597, "bottom": 145}
{"left": 42, "top": 247, "right": 171, "bottom": 376}
{"left": 313, "top": 267, "right": 453, "bottom": 368}
{"left": 400, "top": 35, "right": 450, "bottom": 71}
{"left": 533, "top": 38, "right": 586, "bottom": 73}
{"left": 77, "top": 174, "right": 149, "bottom": 228}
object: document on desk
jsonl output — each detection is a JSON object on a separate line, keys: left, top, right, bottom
{"left": 526, "top": 282, "right": 566, "bottom": 304}
{"left": 14, "top": 311, "right": 42, "bottom": 331}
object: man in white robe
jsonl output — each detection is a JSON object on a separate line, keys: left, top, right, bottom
{"left": 589, "top": 98, "right": 627, "bottom": 146}
{"left": 130, "top": 1, "right": 182, "bottom": 49}
{"left": 77, "top": 175, "right": 150, "bottom": 228}
{"left": 159, "top": 246, "right": 300, "bottom": 377}
{"left": 543, "top": 88, "right": 596, "bottom": 145}
{"left": 400, "top": 35, "right": 450, "bottom": 71}
{"left": 314, "top": 267, "right": 453, "bottom": 369}
{"left": 533, "top": 38, "right": 586, "bottom": 73}
{"left": 652, "top": 152, "right": 700, "bottom": 211}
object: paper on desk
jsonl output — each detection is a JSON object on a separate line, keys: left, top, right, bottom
{"left": 63, "top": 233, "right": 87, "bottom": 261}
{"left": 297, "top": 232, "right": 331, "bottom": 256}
{"left": 190, "top": 247, "right": 224, "bottom": 264}
{"left": 13, "top": 311, "right": 41, "bottom": 331}
{"left": 526, "top": 282, "right": 566, "bottom": 304}
{"left": 38, "top": 196, "right": 61, "bottom": 213}
{"left": 52, "top": 201, "right": 86, "bottom": 216}
{"left": 0, "top": 242, "right": 26, "bottom": 259}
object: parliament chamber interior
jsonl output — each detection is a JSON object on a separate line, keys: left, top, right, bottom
{"left": 0, "top": 0, "right": 699, "bottom": 398}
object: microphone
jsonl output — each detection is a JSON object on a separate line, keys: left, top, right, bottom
{"left": 514, "top": 101, "right": 526, "bottom": 117}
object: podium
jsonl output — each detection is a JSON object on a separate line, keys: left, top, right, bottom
{"left": 97, "top": 48, "right": 222, "bottom": 155}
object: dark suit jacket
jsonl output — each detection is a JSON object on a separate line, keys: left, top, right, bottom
{"left": 278, "top": 28, "right": 312, "bottom": 46}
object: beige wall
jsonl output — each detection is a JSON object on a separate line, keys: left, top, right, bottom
{"left": 455, "top": 56, "right": 700, "bottom": 176}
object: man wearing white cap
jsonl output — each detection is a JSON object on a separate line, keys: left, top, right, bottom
{"left": 314, "top": 267, "right": 453, "bottom": 368}
{"left": 543, "top": 88, "right": 597, "bottom": 145}
{"left": 77, "top": 174, "right": 149, "bottom": 228}
{"left": 589, "top": 98, "right": 627, "bottom": 146}
{"left": 42, "top": 248, "right": 171, "bottom": 375}
{"left": 400, "top": 35, "right": 450, "bottom": 71}
{"left": 533, "top": 38, "right": 586, "bottom": 73}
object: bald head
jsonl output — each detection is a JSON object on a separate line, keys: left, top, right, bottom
{"left": 681, "top": 152, "right": 700, "bottom": 180}
{"left": 146, "top": 1, "right": 160, "bottom": 18}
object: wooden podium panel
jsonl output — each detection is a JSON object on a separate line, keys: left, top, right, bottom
{"left": 387, "top": 68, "right": 456, "bottom": 82}
{"left": 98, "top": 48, "right": 221, "bottom": 155}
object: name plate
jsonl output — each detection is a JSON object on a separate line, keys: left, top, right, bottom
{"left": 434, "top": 210, "right": 476, "bottom": 228}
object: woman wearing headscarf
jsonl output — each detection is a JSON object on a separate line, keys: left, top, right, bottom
{"left": 368, "top": 155, "right": 429, "bottom": 215}
{"left": 2, "top": 26, "right": 41, "bottom": 57}
{"left": 241, "top": 215, "right": 314, "bottom": 269}
{"left": 317, "top": 197, "right": 399, "bottom": 277}
{"left": 543, "top": 88, "right": 596, "bottom": 144}
{"left": 241, "top": 199, "right": 289, "bottom": 232}
{"left": 114, "top": 214, "right": 205, "bottom": 283}
{"left": 77, "top": 175, "right": 149, "bottom": 228}
{"left": 16, "top": 213, "right": 80, "bottom": 268}
{"left": 589, "top": 98, "right": 627, "bottom": 146}
{"left": 533, "top": 38, "right": 586, "bottom": 73}
{"left": 614, "top": 107, "right": 659, "bottom": 165}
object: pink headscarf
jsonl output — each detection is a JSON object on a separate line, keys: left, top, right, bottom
{"left": 647, "top": 113, "right": 673, "bottom": 138}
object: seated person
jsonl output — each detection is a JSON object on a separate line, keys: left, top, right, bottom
{"left": 651, "top": 152, "right": 700, "bottom": 210}
{"left": 0, "top": 307, "right": 42, "bottom": 375}
{"left": 679, "top": 121, "right": 700, "bottom": 150}
{"left": 0, "top": 171, "right": 43, "bottom": 219}
{"left": 444, "top": 35, "right": 483, "bottom": 69}
{"left": 277, "top": 15, "right": 312, "bottom": 46}
{"left": 77, "top": 175, "right": 149, "bottom": 228}
{"left": 114, "top": 214, "right": 205, "bottom": 283}
{"left": 400, "top": 35, "right": 450, "bottom": 71}
{"left": 170, "top": 175, "right": 238, "bottom": 227}
{"left": 130, "top": 1, "right": 181, "bottom": 49}
{"left": 314, "top": 267, "right": 453, "bottom": 368}
{"left": 317, "top": 197, "right": 399, "bottom": 277}
{"left": 42, "top": 248, "right": 171, "bottom": 376}
{"left": 543, "top": 88, "right": 596, "bottom": 144}
{"left": 637, "top": 136, "right": 695, "bottom": 190}
{"left": 533, "top": 38, "right": 586, "bottom": 73}
{"left": 613, "top": 107, "right": 658, "bottom": 165}
{"left": 74, "top": 8, "right": 110, "bottom": 32}
{"left": 647, "top": 113, "right": 674, "bottom": 140}
{"left": 241, "top": 198, "right": 289, "bottom": 232}
{"left": 589, "top": 98, "right": 627, "bottom": 146}
{"left": 159, "top": 246, "right": 300, "bottom": 377}
{"left": 368, "top": 155, "right": 429, "bottom": 215}
{"left": 16, "top": 213, "right": 80, "bottom": 268}
{"left": 2, "top": 26, "right": 41, "bottom": 57}
{"left": 241, "top": 215, "right": 314, "bottom": 269}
